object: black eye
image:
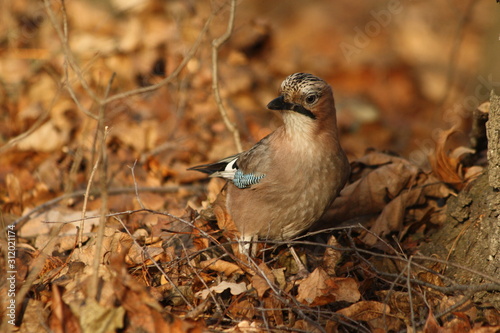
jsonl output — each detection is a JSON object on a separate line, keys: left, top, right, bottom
{"left": 305, "top": 94, "right": 318, "bottom": 104}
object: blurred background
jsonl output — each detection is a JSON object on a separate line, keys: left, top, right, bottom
{"left": 0, "top": 2, "right": 498, "bottom": 330}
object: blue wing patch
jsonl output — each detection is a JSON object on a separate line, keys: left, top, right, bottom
{"left": 232, "top": 170, "right": 265, "bottom": 189}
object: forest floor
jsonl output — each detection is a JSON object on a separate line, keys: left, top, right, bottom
{"left": 1, "top": 0, "right": 499, "bottom": 332}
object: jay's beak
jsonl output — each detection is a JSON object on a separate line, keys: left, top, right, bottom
{"left": 266, "top": 95, "right": 288, "bottom": 110}
{"left": 267, "top": 95, "right": 316, "bottom": 119}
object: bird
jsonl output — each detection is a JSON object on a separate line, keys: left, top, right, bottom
{"left": 190, "top": 73, "right": 350, "bottom": 258}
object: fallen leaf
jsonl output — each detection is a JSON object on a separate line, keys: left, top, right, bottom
{"left": 336, "top": 301, "right": 389, "bottom": 322}
{"left": 228, "top": 299, "right": 255, "bottom": 320}
{"left": 297, "top": 267, "right": 360, "bottom": 306}
{"left": 329, "top": 151, "right": 420, "bottom": 223}
{"left": 323, "top": 235, "right": 342, "bottom": 276}
{"left": 126, "top": 241, "right": 164, "bottom": 265}
{"left": 293, "top": 320, "right": 323, "bottom": 333}
{"left": 198, "top": 257, "right": 244, "bottom": 276}
{"left": 429, "top": 127, "right": 478, "bottom": 189}
{"left": 195, "top": 281, "right": 247, "bottom": 300}
{"left": 49, "top": 285, "right": 82, "bottom": 333}
{"left": 250, "top": 263, "right": 275, "bottom": 298}
{"left": 423, "top": 309, "right": 441, "bottom": 333}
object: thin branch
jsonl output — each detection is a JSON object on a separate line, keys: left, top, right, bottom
{"left": 129, "top": 160, "right": 145, "bottom": 209}
{"left": 211, "top": 0, "right": 243, "bottom": 152}
{"left": 101, "top": 15, "right": 213, "bottom": 104}
{"left": 11, "top": 185, "right": 203, "bottom": 230}
{"left": 43, "top": 0, "right": 100, "bottom": 104}
{"left": 88, "top": 71, "right": 115, "bottom": 300}
{"left": 78, "top": 146, "right": 100, "bottom": 249}
{"left": 58, "top": 0, "right": 98, "bottom": 120}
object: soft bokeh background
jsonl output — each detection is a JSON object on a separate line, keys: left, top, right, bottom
{"left": 2, "top": 0, "right": 498, "bottom": 167}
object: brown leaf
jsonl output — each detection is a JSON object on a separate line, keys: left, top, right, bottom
{"left": 195, "top": 281, "right": 247, "bottom": 300}
{"left": 228, "top": 299, "right": 255, "bottom": 320}
{"left": 293, "top": 320, "right": 324, "bottom": 333}
{"left": 125, "top": 241, "right": 164, "bottom": 265}
{"left": 212, "top": 186, "right": 239, "bottom": 238}
{"left": 297, "top": 268, "right": 360, "bottom": 306}
{"left": 49, "top": 285, "right": 82, "bottom": 333}
{"left": 429, "top": 127, "right": 477, "bottom": 189}
{"left": 78, "top": 299, "right": 126, "bottom": 333}
{"left": 329, "top": 151, "right": 420, "bottom": 223}
{"left": 336, "top": 301, "right": 389, "bottom": 322}
{"left": 251, "top": 262, "right": 275, "bottom": 298}
{"left": 361, "top": 186, "right": 424, "bottom": 245}
{"left": 323, "top": 235, "right": 342, "bottom": 276}
{"left": 198, "top": 258, "right": 244, "bottom": 276}
{"left": 423, "top": 309, "right": 441, "bottom": 333}
{"left": 20, "top": 299, "right": 50, "bottom": 333}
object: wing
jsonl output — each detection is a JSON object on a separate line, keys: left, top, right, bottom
{"left": 188, "top": 154, "right": 239, "bottom": 179}
{"left": 189, "top": 137, "right": 271, "bottom": 189}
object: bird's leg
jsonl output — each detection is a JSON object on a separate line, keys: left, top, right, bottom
{"left": 250, "top": 235, "right": 258, "bottom": 257}
{"left": 289, "top": 245, "right": 309, "bottom": 279}
{"left": 238, "top": 235, "right": 255, "bottom": 257}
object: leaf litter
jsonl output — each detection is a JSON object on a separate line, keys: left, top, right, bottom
{"left": 0, "top": 0, "right": 498, "bottom": 332}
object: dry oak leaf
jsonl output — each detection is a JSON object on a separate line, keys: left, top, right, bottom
{"left": 296, "top": 267, "right": 360, "bottom": 306}
{"left": 330, "top": 151, "right": 420, "bottom": 223}
{"left": 336, "top": 301, "right": 390, "bottom": 322}
{"left": 429, "top": 126, "right": 480, "bottom": 189}
{"left": 326, "top": 151, "right": 452, "bottom": 245}
{"left": 195, "top": 281, "right": 247, "bottom": 300}
{"left": 198, "top": 257, "right": 244, "bottom": 276}
{"left": 49, "top": 285, "right": 83, "bottom": 333}
{"left": 323, "top": 235, "right": 342, "bottom": 276}
{"left": 125, "top": 241, "right": 164, "bottom": 265}
{"left": 212, "top": 185, "right": 240, "bottom": 238}
{"left": 228, "top": 299, "right": 256, "bottom": 321}
{"left": 250, "top": 262, "right": 276, "bottom": 298}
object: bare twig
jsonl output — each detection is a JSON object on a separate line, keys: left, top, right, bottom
{"left": 88, "top": 125, "right": 109, "bottom": 301}
{"left": 78, "top": 147, "right": 100, "bottom": 249}
{"left": 102, "top": 16, "right": 213, "bottom": 105}
{"left": 58, "top": 0, "right": 98, "bottom": 120}
{"left": 11, "top": 185, "right": 203, "bottom": 229}
{"left": 88, "top": 73, "right": 114, "bottom": 300}
{"left": 44, "top": 0, "right": 213, "bottom": 117}
{"left": 211, "top": 0, "right": 243, "bottom": 152}
{"left": 406, "top": 256, "right": 416, "bottom": 331}
{"left": 78, "top": 74, "right": 115, "bottom": 251}
{"left": 129, "top": 160, "right": 145, "bottom": 209}
{"left": 43, "top": 0, "right": 100, "bottom": 104}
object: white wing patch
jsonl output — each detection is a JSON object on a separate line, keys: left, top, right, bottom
{"left": 210, "top": 157, "right": 238, "bottom": 180}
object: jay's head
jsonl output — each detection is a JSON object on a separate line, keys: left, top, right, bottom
{"left": 266, "top": 73, "right": 335, "bottom": 123}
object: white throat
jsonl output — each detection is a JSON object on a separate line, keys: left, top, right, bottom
{"left": 282, "top": 112, "right": 316, "bottom": 139}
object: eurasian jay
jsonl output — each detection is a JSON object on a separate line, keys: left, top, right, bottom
{"left": 190, "top": 73, "right": 350, "bottom": 256}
